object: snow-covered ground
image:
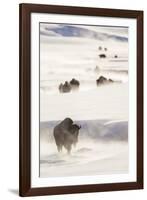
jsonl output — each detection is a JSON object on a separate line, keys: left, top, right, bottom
{"left": 40, "top": 83, "right": 128, "bottom": 122}
{"left": 40, "top": 24, "right": 128, "bottom": 94}
{"left": 39, "top": 24, "right": 129, "bottom": 178}
{"left": 40, "top": 120, "right": 128, "bottom": 177}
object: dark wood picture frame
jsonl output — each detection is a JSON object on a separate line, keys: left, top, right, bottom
{"left": 19, "top": 3, "right": 143, "bottom": 197}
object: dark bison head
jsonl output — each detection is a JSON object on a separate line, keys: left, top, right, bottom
{"left": 69, "top": 124, "right": 81, "bottom": 146}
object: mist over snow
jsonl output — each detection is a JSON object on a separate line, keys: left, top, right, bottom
{"left": 40, "top": 23, "right": 128, "bottom": 95}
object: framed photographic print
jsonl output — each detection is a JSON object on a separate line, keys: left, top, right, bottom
{"left": 19, "top": 3, "right": 143, "bottom": 196}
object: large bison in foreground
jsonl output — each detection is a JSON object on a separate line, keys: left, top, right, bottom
{"left": 53, "top": 118, "right": 81, "bottom": 154}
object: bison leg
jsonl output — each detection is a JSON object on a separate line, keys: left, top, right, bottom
{"left": 57, "top": 144, "right": 62, "bottom": 152}
{"left": 65, "top": 144, "right": 71, "bottom": 154}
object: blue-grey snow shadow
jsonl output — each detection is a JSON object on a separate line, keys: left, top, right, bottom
{"left": 40, "top": 24, "right": 128, "bottom": 42}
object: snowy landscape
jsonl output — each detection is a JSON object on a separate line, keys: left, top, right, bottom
{"left": 39, "top": 23, "right": 129, "bottom": 178}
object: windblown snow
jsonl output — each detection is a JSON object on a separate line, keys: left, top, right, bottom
{"left": 39, "top": 24, "right": 129, "bottom": 178}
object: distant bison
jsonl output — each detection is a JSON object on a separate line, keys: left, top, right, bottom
{"left": 70, "top": 78, "right": 80, "bottom": 90}
{"left": 70, "top": 78, "right": 80, "bottom": 86}
{"left": 59, "top": 81, "right": 71, "bottom": 93}
{"left": 53, "top": 118, "right": 81, "bottom": 154}
{"left": 59, "top": 79, "right": 80, "bottom": 93}
{"left": 96, "top": 76, "right": 114, "bottom": 85}
{"left": 99, "top": 54, "right": 106, "bottom": 58}
{"left": 96, "top": 76, "right": 107, "bottom": 84}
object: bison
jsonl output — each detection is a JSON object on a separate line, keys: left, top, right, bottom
{"left": 59, "top": 81, "right": 71, "bottom": 93}
{"left": 59, "top": 79, "right": 80, "bottom": 93}
{"left": 53, "top": 118, "right": 81, "bottom": 154}
{"left": 96, "top": 76, "right": 114, "bottom": 86}
{"left": 70, "top": 78, "right": 80, "bottom": 91}
{"left": 96, "top": 76, "right": 107, "bottom": 85}
{"left": 99, "top": 54, "right": 106, "bottom": 58}
{"left": 70, "top": 78, "right": 80, "bottom": 86}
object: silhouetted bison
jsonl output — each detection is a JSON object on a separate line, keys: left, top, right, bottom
{"left": 59, "top": 81, "right": 71, "bottom": 93}
{"left": 70, "top": 78, "right": 80, "bottom": 90}
{"left": 70, "top": 78, "right": 80, "bottom": 86}
{"left": 99, "top": 54, "right": 106, "bottom": 58}
{"left": 53, "top": 118, "right": 81, "bottom": 154}
{"left": 96, "top": 76, "right": 114, "bottom": 85}
{"left": 59, "top": 79, "right": 80, "bottom": 93}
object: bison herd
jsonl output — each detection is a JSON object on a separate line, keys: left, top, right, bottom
{"left": 98, "top": 46, "right": 118, "bottom": 59}
{"left": 57, "top": 46, "right": 120, "bottom": 93}
{"left": 53, "top": 118, "right": 81, "bottom": 154}
{"left": 58, "top": 75, "right": 117, "bottom": 93}
{"left": 59, "top": 78, "right": 80, "bottom": 93}
{"left": 48, "top": 46, "right": 122, "bottom": 154}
